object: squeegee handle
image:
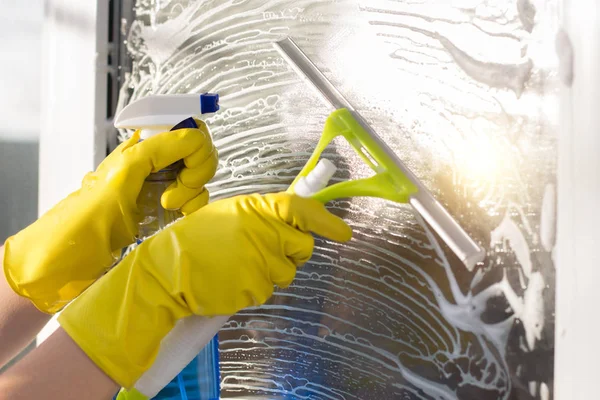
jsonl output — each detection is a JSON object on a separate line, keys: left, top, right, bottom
{"left": 276, "top": 37, "right": 485, "bottom": 270}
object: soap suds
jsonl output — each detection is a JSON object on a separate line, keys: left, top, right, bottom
{"left": 122, "top": 0, "right": 557, "bottom": 398}
{"left": 540, "top": 381, "right": 550, "bottom": 400}
{"left": 491, "top": 211, "right": 534, "bottom": 278}
{"left": 529, "top": 380, "right": 537, "bottom": 396}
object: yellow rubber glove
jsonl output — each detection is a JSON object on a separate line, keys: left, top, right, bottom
{"left": 115, "top": 388, "right": 148, "bottom": 400}
{"left": 58, "top": 192, "right": 351, "bottom": 389}
{"left": 3, "top": 121, "right": 217, "bottom": 313}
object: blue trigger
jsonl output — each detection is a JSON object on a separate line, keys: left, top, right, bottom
{"left": 170, "top": 117, "right": 199, "bottom": 130}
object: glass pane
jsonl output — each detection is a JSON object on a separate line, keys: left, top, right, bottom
{"left": 119, "top": 1, "right": 557, "bottom": 399}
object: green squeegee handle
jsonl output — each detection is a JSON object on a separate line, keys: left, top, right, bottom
{"left": 289, "top": 108, "right": 485, "bottom": 270}
{"left": 288, "top": 108, "right": 418, "bottom": 204}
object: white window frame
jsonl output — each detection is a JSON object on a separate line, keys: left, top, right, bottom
{"left": 554, "top": 1, "right": 600, "bottom": 398}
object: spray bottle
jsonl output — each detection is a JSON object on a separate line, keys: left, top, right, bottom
{"left": 114, "top": 93, "right": 221, "bottom": 400}
{"left": 116, "top": 93, "right": 219, "bottom": 242}
{"left": 115, "top": 94, "right": 339, "bottom": 400}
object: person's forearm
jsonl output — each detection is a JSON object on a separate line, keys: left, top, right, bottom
{"left": 0, "top": 327, "right": 120, "bottom": 400}
{"left": 0, "top": 246, "right": 52, "bottom": 369}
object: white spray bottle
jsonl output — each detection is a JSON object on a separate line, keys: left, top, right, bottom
{"left": 115, "top": 93, "right": 226, "bottom": 398}
{"left": 115, "top": 99, "right": 338, "bottom": 398}
{"left": 116, "top": 94, "right": 219, "bottom": 242}
{"left": 115, "top": 93, "right": 337, "bottom": 398}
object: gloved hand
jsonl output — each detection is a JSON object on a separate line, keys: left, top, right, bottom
{"left": 57, "top": 192, "right": 352, "bottom": 389}
{"left": 3, "top": 121, "right": 217, "bottom": 313}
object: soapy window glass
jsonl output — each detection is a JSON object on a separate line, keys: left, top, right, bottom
{"left": 117, "top": 1, "right": 557, "bottom": 399}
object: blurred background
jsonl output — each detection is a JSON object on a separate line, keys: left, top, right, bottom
{"left": 0, "top": 0, "right": 43, "bottom": 243}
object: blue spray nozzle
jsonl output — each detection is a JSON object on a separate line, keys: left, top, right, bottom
{"left": 200, "top": 93, "right": 220, "bottom": 114}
